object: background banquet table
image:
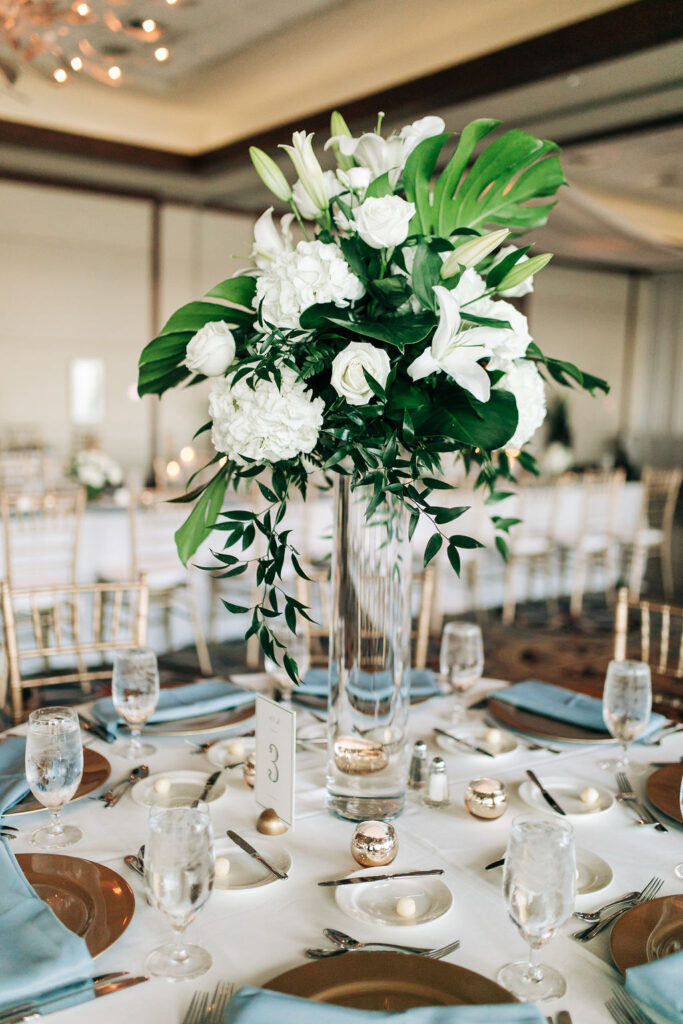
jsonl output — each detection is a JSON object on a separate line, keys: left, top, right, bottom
{"left": 4, "top": 675, "right": 682, "bottom": 1024}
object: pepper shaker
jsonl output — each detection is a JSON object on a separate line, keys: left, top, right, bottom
{"left": 407, "top": 740, "right": 428, "bottom": 790}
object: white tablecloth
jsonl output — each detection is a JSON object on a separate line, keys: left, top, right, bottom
{"left": 5, "top": 677, "right": 682, "bottom": 1024}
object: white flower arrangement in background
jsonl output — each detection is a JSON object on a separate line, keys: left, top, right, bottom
{"left": 71, "top": 449, "right": 122, "bottom": 498}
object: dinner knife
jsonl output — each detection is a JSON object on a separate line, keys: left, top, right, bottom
{"left": 434, "top": 728, "right": 495, "bottom": 758}
{"left": 196, "top": 770, "right": 222, "bottom": 803}
{"left": 525, "top": 769, "right": 566, "bottom": 815}
{"left": 484, "top": 857, "right": 505, "bottom": 871}
{"left": 318, "top": 869, "right": 444, "bottom": 887}
{"left": 77, "top": 714, "right": 115, "bottom": 744}
{"left": 226, "top": 829, "right": 288, "bottom": 879}
{"left": 0, "top": 974, "right": 142, "bottom": 1024}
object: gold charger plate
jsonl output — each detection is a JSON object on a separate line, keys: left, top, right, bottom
{"left": 488, "top": 696, "right": 612, "bottom": 745}
{"left": 16, "top": 853, "right": 135, "bottom": 958}
{"left": 646, "top": 764, "right": 683, "bottom": 824}
{"left": 264, "top": 952, "right": 516, "bottom": 1009}
{"left": 139, "top": 700, "right": 255, "bottom": 736}
{"left": 610, "top": 895, "right": 683, "bottom": 973}
{"left": 7, "top": 747, "right": 111, "bottom": 815}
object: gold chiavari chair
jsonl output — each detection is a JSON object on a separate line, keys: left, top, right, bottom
{"left": 0, "top": 447, "right": 49, "bottom": 493}
{"left": 613, "top": 586, "right": 683, "bottom": 715}
{"left": 2, "top": 577, "right": 149, "bottom": 724}
{"left": 125, "top": 492, "right": 212, "bottom": 676}
{"left": 1, "top": 488, "right": 85, "bottom": 588}
{"left": 623, "top": 467, "right": 683, "bottom": 601}
{"left": 501, "top": 476, "right": 563, "bottom": 626}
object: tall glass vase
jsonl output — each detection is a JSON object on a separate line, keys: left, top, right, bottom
{"left": 326, "top": 476, "right": 412, "bottom": 821}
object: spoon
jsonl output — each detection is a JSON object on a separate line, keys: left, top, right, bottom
{"left": 124, "top": 855, "right": 144, "bottom": 878}
{"left": 323, "top": 928, "right": 430, "bottom": 954}
{"left": 103, "top": 764, "right": 149, "bottom": 807}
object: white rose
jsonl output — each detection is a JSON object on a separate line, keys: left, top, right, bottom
{"left": 184, "top": 322, "right": 236, "bottom": 377}
{"left": 353, "top": 195, "right": 415, "bottom": 249}
{"left": 495, "top": 360, "right": 547, "bottom": 448}
{"left": 331, "top": 341, "right": 391, "bottom": 405}
{"left": 493, "top": 245, "right": 534, "bottom": 298}
{"left": 209, "top": 367, "right": 324, "bottom": 465}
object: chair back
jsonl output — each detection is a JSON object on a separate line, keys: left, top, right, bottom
{"left": 1, "top": 488, "right": 85, "bottom": 587}
{"left": 0, "top": 448, "right": 48, "bottom": 492}
{"left": 614, "top": 587, "right": 683, "bottom": 681}
{"left": 579, "top": 469, "right": 625, "bottom": 539}
{"left": 2, "top": 577, "right": 149, "bottom": 723}
{"left": 639, "top": 467, "right": 683, "bottom": 534}
{"left": 130, "top": 492, "right": 192, "bottom": 577}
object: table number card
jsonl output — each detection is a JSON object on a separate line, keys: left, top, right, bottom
{"left": 255, "top": 695, "right": 296, "bottom": 827}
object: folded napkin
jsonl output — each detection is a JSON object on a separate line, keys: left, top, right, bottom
{"left": 298, "top": 668, "right": 440, "bottom": 701}
{"left": 625, "top": 950, "right": 683, "bottom": 1022}
{"left": 92, "top": 679, "right": 255, "bottom": 738}
{"left": 0, "top": 740, "right": 93, "bottom": 1013}
{"left": 493, "top": 680, "right": 667, "bottom": 738}
{"left": 0, "top": 734, "right": 30, "bottom": 812}
{"left": 224, "top": 987, "right": 546, "bottom": 1024}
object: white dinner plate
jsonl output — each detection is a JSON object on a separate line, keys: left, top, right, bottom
{"left": 435, "top": 723, "right": 517, "bottom": 757}
{"left": 212, "top": 841, "right": 292, "bottom": 891}
{"left": 518, "top": 777, "right": 614, "bottom": 816}
{"left": 131, "top": 770, "right": 227, "bottom": 807}
{"left": 334, "top": 866, "right": 453, "bottom": 927}
{"left": 207, "top": 737, "right": 255, "bottom": 769}
{"left": 575, "top": 847, "right": 614, "bottom": 896}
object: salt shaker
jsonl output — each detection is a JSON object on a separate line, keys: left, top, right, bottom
{"left": 423, "top": 756, "right": 450, "bottom": 807}
{"left": 407, "top": 740, "right": 428, "bottom": 790}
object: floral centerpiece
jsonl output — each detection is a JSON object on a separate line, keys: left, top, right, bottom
{"left": 138, "top": 112, "right": 608, "bottom": 679}
{"left": 70, "top": 448, "right": 123, "bottom": 500}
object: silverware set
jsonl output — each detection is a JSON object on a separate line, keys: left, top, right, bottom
{"left": 92, "top": 764, "right": 148, "bottom": 807}
{"left": 182, "top": 981, "right": 234, "bottom": 1024}
{"left": 305, "top": 928, "right": 460, "bottom": 959}
{"left": 615, "top": 773, "right": 668, "bottom": 831}
{"left": 571, "top": 877, "right": 663, "bottom": 941}
{"left": 606, "top": 988, "right": 657, "bottom": 1024}
{"left": 0, "top": 972, "right": 148, "bottom": 1023}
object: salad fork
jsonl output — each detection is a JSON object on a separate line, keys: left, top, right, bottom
{"left": 615, "top": 773, "right": 668, "bottom": 831}
{"left": 606, "top": 988, "right": 657, "bottom": 1024}
{"left": 572, "top": 877, "right": 663, "bottom": 941}
{"left": 182, "top": 991, "right": 208, "bottom": 1024}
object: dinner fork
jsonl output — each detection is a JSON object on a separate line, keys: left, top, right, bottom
{"left": 207, "top": 981, "right": 234, "bottom": 1022}
{"left": 182, "top": 991, "right": 208, "bottom": 1024}
{"left": 615, "top": 773, "right": 668, "bottom": 831}
{"left": 572, "top": 877, "right": 663, "bottom": 941}
{"left": 573, "top": 889, "right": 640, "bottom": 921}
{"left": 605, "top": 987, "right": 657, "bottom": 1024}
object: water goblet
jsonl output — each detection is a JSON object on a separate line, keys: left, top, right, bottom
{"left": 112, "top": 647, "right": 160, "bottom": 759}
{"left": 598, "top": 660, "right": 652, "bottom": 775}
{"left": 25, "top": 707, "right": 84, "bottom": 848}
{"left": 144, "top": 799, "right": 215, "bottom": 980}
{"left": 439, "top": 621, "right": 484, "bottom": 721}
{"left": 498, "top": 814, "right": 576, "bottom": 1001}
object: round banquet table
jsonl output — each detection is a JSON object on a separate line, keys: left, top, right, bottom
{"left": 4, "top": 675, "right": 682, "bottom": 1024}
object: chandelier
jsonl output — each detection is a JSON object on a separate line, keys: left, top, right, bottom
{"left": 0, "top": 0, "right": 178, "bottom": 87}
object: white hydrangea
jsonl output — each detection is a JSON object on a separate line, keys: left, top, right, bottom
{"left": 254, "top": 240, "right": 365, "bottom": 330}
{"left": 486, "top": 300, "right": 532, "bottom": 365}
{"left": 209, "top": 367, "right": 324, "bottom": 465}
{"left": 73, "top": 450, "right": 122, "bottom": 490}
{"left": 496, "top": 360, "right": 547, "bottom": 449}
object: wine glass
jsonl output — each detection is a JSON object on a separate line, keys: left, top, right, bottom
{"left": 112, "top": 647, "right": 160, "bottom": 759}
{"left": 144, "top": 799, "right": 215, "bottom": 980}
{"left": 598, "top": 660, "right": 652, "bottom": 775}
{"left": 439, "top": 621, "right": 484, "bottom": 720}
{"left": 675, "top": 775, "right": 683, "bottom": 880}
{"left": 25, "top": 707, "right": 84, "bottom": 848}
{"left": 498, "top": 814, "right": 576, "bottom": 1001}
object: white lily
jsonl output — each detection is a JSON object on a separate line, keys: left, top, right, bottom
{"left": 249, "top": 147, "right": 292, "bottom": 203}
{"left": 280, "top": 131, "right": 329, "bottom": 213}
{"left": 407, "top": 285, "right": 501, "bottom": 403}
{"left": 251, "top": 207, "right": 294, "bottom": 269}
{"left": 440, "top": 228, "right": 509, "bottom": 277}
{"left": 327, "top": 132, "right": 404, "bottom": 183}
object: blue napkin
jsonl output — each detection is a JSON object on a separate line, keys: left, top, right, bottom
{"left": 493, "top": 680, "right": 667, "bottom": 738}
{"left": 298, "top": 668, "right": 440, "bottom": 701}
{"left": 0, "top": 734, "right": 30, "bottom": 812}
{"left": 0, "top": 738, "right": 93, "bottom": 1013}
{"left": 224, "top": 987, "right": 546, "bottom": 1024}
{"left": 92, "top": 679, "right": 255, "bottom": 738}
{"left": 625, "top": 950, "right": 683, "bottom": 1022}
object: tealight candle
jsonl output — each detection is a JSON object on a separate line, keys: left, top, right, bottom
{"left": 334, "top": 735, "right": 388, "bottom": 775}
{"left": 351, "top": 820, "right": 398, "bottom": 867}
{"left": 465, "top": 777, "right": 507, "bottom": 820}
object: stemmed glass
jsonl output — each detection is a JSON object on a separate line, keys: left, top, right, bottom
{"left": 25, "top": 707, "right": 84, "bottom": 848}
{"left": 112, "top": 647, "right": 160, "bottom": 759}
{"left": 439, "top": 621, "right": 484, "bottom": 721}
{"left": 498, "top": 814, "right": 576, "bottom": 1001}
{"left": 598, "top": 660, "right": 652, "bottom": 775}
{"left": 144, "top": 799, "right": 215, "bottom": 980}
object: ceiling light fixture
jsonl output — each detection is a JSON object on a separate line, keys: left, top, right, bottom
{"left": 0, "top": 1, "right": 176, "bottom": 87}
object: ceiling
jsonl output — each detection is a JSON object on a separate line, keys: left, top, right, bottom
{"left": 0, "top": 0, "right": 681, "bottom": 269}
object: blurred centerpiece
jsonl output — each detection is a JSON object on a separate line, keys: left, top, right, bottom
{"left": 138, "top": 111, "right": 608, "bottom": 818}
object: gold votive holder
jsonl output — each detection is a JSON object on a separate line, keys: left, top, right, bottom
{"left": 350, "top": 820, "right": 398, "bottom": 867}
{"left": 243, "top": 751, "right": 256, "bottom": 788}
{"left": 464, "top": 777, "right": 507, "bottom": 820}
{"left": 333, "top": 735, "right": 389, "bottom": 775}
